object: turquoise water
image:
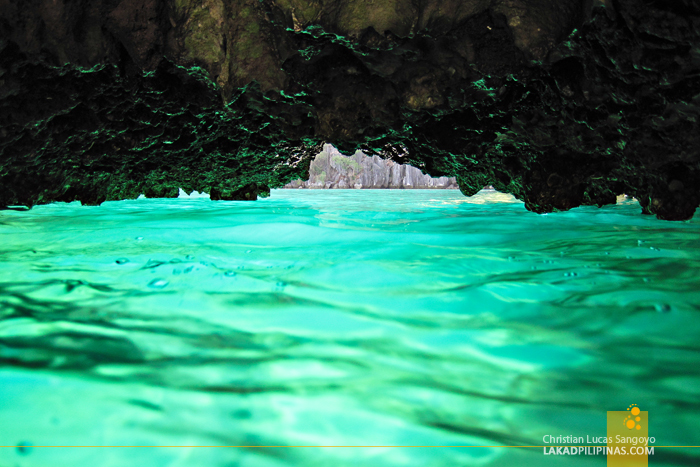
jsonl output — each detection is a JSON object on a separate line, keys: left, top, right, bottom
{"left": 1, "top": 189, "right": 699, "bottom": 466}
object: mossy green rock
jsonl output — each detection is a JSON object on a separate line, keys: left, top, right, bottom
{"left": 1, "top": 0, "right": 700, "bottom": 219}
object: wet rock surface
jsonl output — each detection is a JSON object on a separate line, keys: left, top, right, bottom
{"left": 1, "top": 0, "right": 699, "bottom": 219}
{"left": 284, "top": 145, "right": 458, "bottom": 189}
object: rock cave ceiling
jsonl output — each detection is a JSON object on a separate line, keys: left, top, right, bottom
{"left": 0, "top": 0, "right": 699, "bottom": 219}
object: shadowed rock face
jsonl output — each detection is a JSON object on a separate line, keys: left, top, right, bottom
{"left": 1, "top": 0, "right": 699, "bottom": 219}
{"left": 285, "top": 144, "right": 458, "bottom": 189}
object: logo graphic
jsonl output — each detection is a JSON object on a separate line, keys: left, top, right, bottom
{"left": 607, "top": 404, "right": 650, "bottom": 467}
{"left": 624, "top": 404, "right": 642, "bottom": 431}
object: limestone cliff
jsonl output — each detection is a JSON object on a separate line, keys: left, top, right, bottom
{"left": 1, "top": 0, "right": 699, "bottom": 219}
{"left": 285, "top": 145, "right": 458, "bottom": 189}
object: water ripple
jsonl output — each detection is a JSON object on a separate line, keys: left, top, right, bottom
{"left": 0, "top": 189, "right": 698, "bottom": 466}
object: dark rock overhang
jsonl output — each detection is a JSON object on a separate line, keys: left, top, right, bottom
{"left": 1, "top": 0, "right": 699, "bottom": 219}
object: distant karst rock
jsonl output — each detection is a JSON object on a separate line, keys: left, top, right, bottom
{"left": 285, "top": 145, "right": 458, "bottom": 189}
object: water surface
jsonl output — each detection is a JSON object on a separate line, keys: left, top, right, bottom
{"left": 1, "top": 189, "right": 699, "bottom": 466}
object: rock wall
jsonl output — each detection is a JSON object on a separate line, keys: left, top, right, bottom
{"left": 285, "top": 145, "right": 458, "bottom": 189}
{"left": 1, "top": 0, "right": 700, "bottom": 219}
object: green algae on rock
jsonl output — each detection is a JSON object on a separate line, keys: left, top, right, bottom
{"left": 0, "top": 46, "right": 320, "bottom": 205}
{"left": 1, "top": 0, "right": 699, "bottom": 219}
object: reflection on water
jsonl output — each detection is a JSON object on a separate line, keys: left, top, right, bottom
{"left": 1, "top": 189, "right": 699, "bottom": 466}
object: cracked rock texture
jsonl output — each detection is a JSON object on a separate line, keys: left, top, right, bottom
{"left": 284, "top": 144, "right": 458, "bottom": 189}
{"left": 1, "top": 0, "right": 699, "bottom": 219}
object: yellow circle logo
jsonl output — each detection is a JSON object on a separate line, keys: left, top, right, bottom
{"left": 624, "top": 404, "right": 642, "bottom": 430}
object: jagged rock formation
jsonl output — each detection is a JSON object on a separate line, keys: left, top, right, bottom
{"left": 1, "top": 0, "right": 699, "bottom": 219}
{"left": 285, "top": 145, "right": 458, "bottom": 189}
